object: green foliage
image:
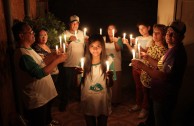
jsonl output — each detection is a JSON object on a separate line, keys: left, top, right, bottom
{"left": 24, "top": 13, "right": 66, "bottom": 48}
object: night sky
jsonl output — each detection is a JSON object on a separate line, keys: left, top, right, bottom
{"left": 48, "top": 0, "right": 158, "bottom": 37}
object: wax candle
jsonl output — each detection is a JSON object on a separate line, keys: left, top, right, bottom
{"left": 100, "top": 28, "right": 102, "bottom": 35}
{"left": 63, "top": 43, "right": 66, "bottom": 53}
{"left": 56, "top": 45, "right": 58, "bottom": 54}
{"left": 106, "top": 61, "right": 110, "bottom": 72}
{"left": 80, "top": 57, "right": 84, "bottom": 69}
{"left": 112, "top": 29, "right": 115, "bottom": 39}
{"left": 130, "top": 34, "right": 133, "bottom": 39}
{"left": 138, "top": 43, "right": 141, "bottom": 59}
{"left": 75, "top": 30, "right": 77, "bottom": 39}
{"left": 84, "top": 28, "right": 87, "bottom": 36}
{"left": 123, "top": 33, "right": 126, "bottom": 39}
{"left": 59, "top": 36, "right": 62, "bottom": 48}
{"left": 64, "top": 34, "right": 66, "bottom": 43}
{"left": 132, "top": 49, "right": 135, "bottom": 59}
{"left": 135, "top": 38, "right": 138, "bottom": 45}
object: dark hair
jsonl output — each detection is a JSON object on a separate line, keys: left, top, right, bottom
{"left": 153, "top": 24, "right": 168, "bottom": 48}
{"left": 35, "top": 27, "right": 48, "bottom": 43}
{"left": 105, "top": 24, "right": 118, "bottom": 43}
{"left": 136, "top": 20, "right": 151, "bottom": 28}
{"left": 84, "top": 34, "right": 107, "bottom": 79}
{"left": 12, "top": 21, "right": 29, "bottom": 42}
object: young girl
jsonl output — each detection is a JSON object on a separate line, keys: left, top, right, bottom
{"left": 77, "top": 34, "right": 115, "bottom": 126}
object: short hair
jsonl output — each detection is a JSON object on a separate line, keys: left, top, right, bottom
{"left": 12, "top": 21, "right": 28, "bottom": 42}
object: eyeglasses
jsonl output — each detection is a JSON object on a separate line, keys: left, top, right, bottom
{"left": 23, "top": 31, "right": 34, "bottom": 35}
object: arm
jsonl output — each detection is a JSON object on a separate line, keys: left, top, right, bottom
{"left": 113, "top": 37, "right": 122, "bottom": 51}
{"left": 132, "top": 59, "right": 167, "bottom": 80}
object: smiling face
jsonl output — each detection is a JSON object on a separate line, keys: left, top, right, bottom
{"left": 138, "top": 25, "right": 150, "bottom": 37}
{"left": 89, "top": 40, "right": 102, "bottom": 58}
{"left": 153, "top": 27, "right": 163, "bottom": 43}
{"left": 69, "top": 21, "right": 79, "bottom": 32}
{"left": 165, "top": 27, "right": 179, "bottom": 47}
{"left": 38, "top": 30, "right": 48, "bottom": 44}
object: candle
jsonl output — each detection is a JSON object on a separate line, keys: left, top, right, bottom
{"left": 106, "top": 61, "right": 110, "bottom": 72}
{"left": 112, "top": 29, "right": 115, "bottom": 38}
{"left": 56, "top": 45, "right": 58, "bottom": 54}
{"left": 75, "top": 30, "right": 77, "bottom": 39}
{"left": 100, "top": 28, "right": 102, "bottom": 35}
{"left": 132, "top": 49, "right": 135, "bottom": 59}
{"left": 123, "top": 33, "right": 126, "bottom": 39}
{"left": 64, "top": 34, "right": 66, "bottom": 43}
{"left": 135, "top": 38, "right": 138, "bottom": 45}
{"left": 59, "top": 36, "right": 62, "bottom": 48}
{"left": 80, "top": 57, "right": 84, "bottom": 69}
{"left": 130, "top": 34, "right": 134, "bottom": 46}
{"left": 138, "top": 43, "right": 141, "bottom": 59}
{"left": 84, "top": 28, "right": 87, "bottom": 36}
{"left": 63, "top": 43, "right": 66, "bottom": 53}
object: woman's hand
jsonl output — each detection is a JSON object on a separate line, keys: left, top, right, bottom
{"left": 131, "top": 59, "right": 145, "bottom": 70}
{"left": 106, "top": 70, "right": 114, "bottom": 87}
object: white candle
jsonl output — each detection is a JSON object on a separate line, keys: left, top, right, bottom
{"left": 100, "top": 28, "right": 102, "bottom": 35}
{"left": 106, "top": 61, "right": 110, "bottom": 72}
{"left": 129, "top": 34, "right": 133, "bottom": 46}
{"left": 123, "top": 33, "right": 126, "bottom": 39}
{"left": 84, "top": 28, "right": 87, "bottom": 36}
{"left": 80, "top": 57, "right": 84, "bottom": 69}
{"left": 56, "top": 45, "right": 58, "bottom": 54}
{"left": 59, "top": 36, "right": 62, "bottom": 48}
{"left": 135, "top": 38, "right": 138, "bottom": 45}
{"left": 132, "top": 49, "right": 135, "bottom": 59}
{"left": 138, "top": 43, "right": 141, "bottom": 59}
{"left": 75, "top": 30, "right": 77, "bottom": 39}
{"left": 64, "top": 34, "right": 66, "bottom": 43}
{"left": 63, "top": 43, "right": 66, "bottom": 53}
{"left": 112, "top": 29, "right": 115, "bottom": 39}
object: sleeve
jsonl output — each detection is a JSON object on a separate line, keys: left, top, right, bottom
{"left": 146, "top": 36, "right": 153, "bottom": 48}
{"left": 19, "top": 55, "right": 47, "bottom": 79}
{"left": 117, "top": 37, "right": 123, "bottom": 49}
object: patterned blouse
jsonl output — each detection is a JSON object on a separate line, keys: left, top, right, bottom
{"left": 140, "top": 45, "right": 167, "bottom": 88}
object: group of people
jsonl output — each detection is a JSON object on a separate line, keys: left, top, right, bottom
{"left": 12, "top": 14, "right": 187, "bottom": 126}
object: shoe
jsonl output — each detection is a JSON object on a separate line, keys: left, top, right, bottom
{"left": 128, "top": 105, "right": 141, "bottom": 112}
{"left": 138, "top": 109, "right": 148, "bottom": 119}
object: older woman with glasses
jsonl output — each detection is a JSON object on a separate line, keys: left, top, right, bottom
{"left": 132, "top": 20, "right": 187, "bottom": 126}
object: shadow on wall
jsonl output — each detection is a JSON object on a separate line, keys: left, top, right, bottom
{"left": 173, "top": 43, "right": 194, "bottom": 126}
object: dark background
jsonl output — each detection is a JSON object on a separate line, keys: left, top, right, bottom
{"left": 48, "top": 0, "right": 158, "bottom": 37}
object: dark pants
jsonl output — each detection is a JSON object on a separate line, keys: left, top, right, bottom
{"left": 25, "top": 100, "right": 52, "bottom": 126}
{"left": 85, "top": 115, "right": 108, "bottom": 126}
{"left": 57, "top": 67, "right": 79, "bottom": 109}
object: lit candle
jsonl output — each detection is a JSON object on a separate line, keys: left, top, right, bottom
{"left": 123, "top": 33, "right": 126, "bottom": 39}
{"left": 63, "top": 43, "right": 66, "bottom": 53}
{"left": 59, "top": 36, "right": 62, "bottom": 48}
{"left": 80, "top": 57, "right": 84, "bottom": 69}
{"left": 130, "top": 34, "right": 133, "bottom": 46}
{"left": 135, "top": 38, "right": 138, "bottom": 45}
{"left": 138, "top": 43, "right": 141, "bottom": 59}
{"left": 56, "top": 45, "right": 58, "bottom": 54}
{"left": 80, "top": 57, "right": 84, "bottom": 77}
{"left": 132, "top": 49, "right": 135, "bottom": 59}
{"left": 75, "top": 30, "right": 77, "bottom": 39}
{"left": 106, "top": 61, "right": 110, "bottom": 72}
{"left": 84, "top": 28, "right": 87, "bottom": 36}
{"left": 64, "top": 34, "right": 66, "bottom": 43}
{"left": 112, "top": 29, "right": 115, "bottom": 38}
{"left": 100, "top": 28, "right": 102, "bottom": 35}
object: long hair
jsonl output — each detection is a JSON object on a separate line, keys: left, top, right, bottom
{"left": 84, "top": 34, "right": 107, "bottom": 79}
{"left": 153, "top": 24, "right": 168, "bottom": 48}
{"left": 105, "top": 24, "right": 118, "bottom": 43}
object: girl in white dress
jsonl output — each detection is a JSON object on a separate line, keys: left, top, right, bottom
{"left": 76, "top": 34, "right": 115, "bottom": 126}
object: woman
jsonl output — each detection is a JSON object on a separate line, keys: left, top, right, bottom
{"left": 104, "top": 24, "right": 123, "bottom": 106}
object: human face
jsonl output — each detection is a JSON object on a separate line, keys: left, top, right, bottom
{"left": 138, "top": 25, "right": 150, "bottom": 36}
{"left": 21, "top": 25, "right": 35, "bottom": 45}
{"left": 165, "top": 27, "right": 179, "bottom": 47}
{"left": 153, "top": 27, "right": 163, "bottom": 43}
{"left": 38, "top": 30, "right": 48, "bottom": 44}
{"left": 107, "top": 25, "right": 116, "bottom": 37}
{"left": 89, "top": 41, "right": 102, "bottom": 58}
{"left": 69, "top": 21, "right": 79, "bottom": 32}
